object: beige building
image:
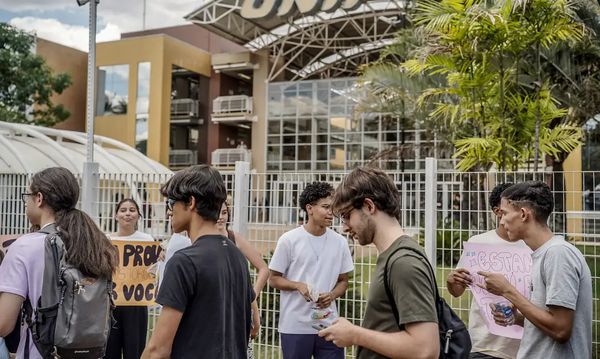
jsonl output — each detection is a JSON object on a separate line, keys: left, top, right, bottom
{"left": 36, "top": 38, "right": 88, "bottom": 132}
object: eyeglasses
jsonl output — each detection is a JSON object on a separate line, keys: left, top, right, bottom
{"left": 165, "top": 198, "right": 177, "bottom": 212}
{"left": 339, "top": 208, "right": 355, "bottom": 224}
{"left": 21, "top": 192, "right": 34, "bottom": 204}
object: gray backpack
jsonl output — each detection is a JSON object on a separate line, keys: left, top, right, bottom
{"left": 23, "top": 224, "right": 114, "bottom": 359}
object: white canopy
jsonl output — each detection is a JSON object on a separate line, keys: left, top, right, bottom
{"left": 0, "top": 122, "right": 172, "bottom": 175}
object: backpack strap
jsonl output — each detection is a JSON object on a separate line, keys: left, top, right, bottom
{"left": 383, "top": 245, "right": 440, "bottom": 328}
{"left": 23, "top": 298, "right": 33, "bottom": 359}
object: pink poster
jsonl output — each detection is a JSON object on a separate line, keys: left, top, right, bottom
{"left": 457, "top": 242, "right": 532, "bottom": 339}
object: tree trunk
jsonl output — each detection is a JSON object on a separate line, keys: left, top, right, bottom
{"left": 534, "top": 43, "right": 542, "bottom": 172}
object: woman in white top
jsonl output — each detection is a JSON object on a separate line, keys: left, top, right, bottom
{"left": 105, "top": 198, "right": 154, "bottom": 359}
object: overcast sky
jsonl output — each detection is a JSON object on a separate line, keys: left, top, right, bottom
{"left": 0, "top": 0, "right": 202, "bottom": 52}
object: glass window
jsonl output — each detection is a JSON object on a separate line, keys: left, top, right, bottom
{"left": 297, "top": 118, "right": 312, "bottom": 133}
{"left": 97, "top": 64, "right": 129, "bottom": 115}
{"left": 268, "top": 135, "right": 281, "bottom": 145}
{"left": 315, "top": 117, "right": 329, "bottom": 133}
{"left": 135, "top": 62, "right": 150, "bottom": 154}
{"left": 282, "top": 145, "right": 296, "bottom": 161}
{"left": 298, "top": 145, "right": 311, "bottom": 161}
{"left": 269, "top": 85, "right": 283, "bottom": 117}
{"left": 136, "top": 62, "right": 150, "bottom": 114}
{"left": 135, "top": 115, "right": 148, "bottom": 155}
{"left": 268, "top": 120, "right": 281, "bottom": 135}
{"left": 317, "top": 145, "right": 328, "bottom": 160}
{"left": 282, "top": 119, "right": 296, "bottom": 134}
{"left": 282, "top": 135, "right": 296, "bottom": 145}
{"left": 297, "top": 162, "right": 311, "bottom": 170}
{"left": 298, "top": 134, "right": 312, "bottom": 144}
{"left": 267, "top": 146, "right": 281, "bottom": 163}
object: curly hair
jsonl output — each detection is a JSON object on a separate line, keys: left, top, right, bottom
{"left": 489, "top": 183, "right": 513, "bottom": 209}
{"left": 299, "top": 182, "right": 334, "bottom": 212}
{"left": 501, "top": 181, "right": 553, "bottom": 223}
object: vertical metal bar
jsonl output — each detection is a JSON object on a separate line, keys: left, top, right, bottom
{"left": 233, "top": 161, "right": 250, "bottom": 236}
{"left": 81, "top": 0, "right": 99, "bottom": 221}
{"left": 424, "top": 157, "right": 437, "bottom": 269}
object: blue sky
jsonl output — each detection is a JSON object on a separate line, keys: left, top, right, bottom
{"left": 1, "top": 0, "right": 200, "bottom": 51}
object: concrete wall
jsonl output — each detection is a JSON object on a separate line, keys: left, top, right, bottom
{"left": 36, "top": 38, "right": 87, "bottom": 132}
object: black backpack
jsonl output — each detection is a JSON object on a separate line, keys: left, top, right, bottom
{"left": 23, "top": 225, "right": 114, "bottom": 359}
{"left": 383, "top": 246, "right": 472, "bottom": 359}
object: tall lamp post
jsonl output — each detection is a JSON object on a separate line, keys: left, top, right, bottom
{"left": 78, "top": 0, "right": 99, "bottom": 220}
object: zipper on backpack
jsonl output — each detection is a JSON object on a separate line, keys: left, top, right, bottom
{"left": 444, "top": 329, "right": 453, "bottom": 354}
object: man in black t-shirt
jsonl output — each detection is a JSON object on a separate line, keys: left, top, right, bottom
{"left": 142, "top": 165, "right": 254, "bottom": 359}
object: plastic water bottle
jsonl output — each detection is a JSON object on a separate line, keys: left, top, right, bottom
{"left": 494, "top": 302, "right": 515, "bottom": 325}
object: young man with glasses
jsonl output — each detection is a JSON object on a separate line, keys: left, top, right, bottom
{"left": 268, "top": 182, "right": 354, "bottom": 359}
{"left": 142, "top": 165, "right": 254, "bottom": 359}
{"left": 319, "top": 166, "right": 439, "bottom": 359}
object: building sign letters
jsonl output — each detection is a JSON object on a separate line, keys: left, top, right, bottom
{"left": 241, "top": 0, "right": 364, "bottom": 19}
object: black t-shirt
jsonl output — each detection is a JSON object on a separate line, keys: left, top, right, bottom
{"left": 157, "top": 234, "right": 254, "bottom": 358}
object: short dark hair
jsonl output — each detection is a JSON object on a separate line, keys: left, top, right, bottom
{"left": 332, "top": 166, "right": 400, "bottom": 220}
{"left": 160, "top": 165, "right": 226, "bottom": 222}
{"left": 501, "top": 181, "right": 553, "bottom": 223}
{"left": 299, "top": 182, "right": 334, "bottom": 212}
{"left": 489, "top": 183, "right": 513, "bottom": 209}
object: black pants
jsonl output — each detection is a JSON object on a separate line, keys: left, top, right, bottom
{"left": 105, "top": 306, "right": 148, "bottom": 359}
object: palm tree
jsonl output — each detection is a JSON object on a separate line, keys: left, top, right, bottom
{"left": 361, "top": 0, "right": 590, "bottom": 172}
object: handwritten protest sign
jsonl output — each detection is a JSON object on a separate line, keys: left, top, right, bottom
{"left": 458, "top": 242, "right": 532, "bottom": 339}
{"left": 112, "top": 240, "right": 163, "bottom": 306}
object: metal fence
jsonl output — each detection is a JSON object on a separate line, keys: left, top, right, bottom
{"left": 1, "top": 160, "right": 599, "bottom": 358}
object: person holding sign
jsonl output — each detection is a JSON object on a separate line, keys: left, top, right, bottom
{"left": 142, "top": 165, "right": 254, "bottom": 359}
{"left": 447, "top": 183, "right": 525, "bottom": 359}
{"left": 106, "top": 198, "right": 155, "bottom": 359}
{"left": 479, "top": 181, "right": 592, "bottom": 359}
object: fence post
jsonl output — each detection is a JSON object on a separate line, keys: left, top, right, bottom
{"left": 81, "top": 162, "right": 99, "bottom": 223}
{"left": 424, "top": 157, "right": 437, "bottom": 270}
{"left": 233, "top": 161, "right": 250, "bottom": 236}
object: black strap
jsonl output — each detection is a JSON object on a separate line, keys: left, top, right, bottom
{"left": 23, "top": 298, "right": 33, "bottom": 359}
{"left": 383, "top": 245, "right": 440, "bottom": 328}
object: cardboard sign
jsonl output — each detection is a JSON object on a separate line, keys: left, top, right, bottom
{"left": 457, "top": 242, "right": 532, "bottom": 339}
{"left": 112, "top": 240, "right": 163, "bottom": 306}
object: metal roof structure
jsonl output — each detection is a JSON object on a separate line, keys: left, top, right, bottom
{"left": 186, "top": 0, "right": 411, "bottom": 80}
{"left": 0, "top": 122, "right": 172, "bottom": 175}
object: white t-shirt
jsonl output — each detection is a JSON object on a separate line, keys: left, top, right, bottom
{"left": 466, "top": 230, "right": 530, "bottom": 359}
{"left": 110, "top": 230, "right": 154, "bottom": 242}
{"left": 269, "top": 226, "right": 354, "bottom": 334}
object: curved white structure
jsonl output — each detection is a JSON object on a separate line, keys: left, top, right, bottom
{"left": 0, "top": 122, "right": 172, "bottom": 175}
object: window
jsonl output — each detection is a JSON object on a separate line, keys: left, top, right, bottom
{"left": 97, "top": 64, "right": 129, "bottom": 115}
{"left": 135, "top": 63, "right": 151, "bottom": 154}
